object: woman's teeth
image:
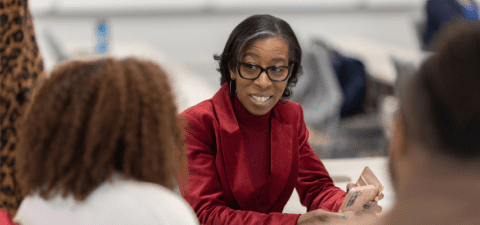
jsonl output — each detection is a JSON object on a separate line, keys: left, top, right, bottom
{"left": 251, "top": 95, "right": 270, "bottom": 103}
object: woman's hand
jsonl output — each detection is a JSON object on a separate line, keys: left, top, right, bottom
{"left": 360, "top": 200, "right": 383, "bottom": 215}
{"left": 296, "top": 209, "right": 377, "bottom": 225}
{"left": 296, "top": 209, "right": 345, "bottom": 225}
{"left": 346, "top": 182, "right": 384, "bottom": 202}
{"left": 345, "top": 182, "right": 384, "bottom": 214}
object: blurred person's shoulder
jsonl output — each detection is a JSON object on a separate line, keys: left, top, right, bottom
{"left": 114, "top": 177, "right": 199, "bottom": 225}
{"left": 15, "top": 174, "right": 199, "bottom": 225}
{"left": 90, "top": 174, "right": 200, "bottom": 224}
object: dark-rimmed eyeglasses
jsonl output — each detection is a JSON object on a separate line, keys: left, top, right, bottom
{"left": 236, "top": 63, "right": 292, "bottom": 82}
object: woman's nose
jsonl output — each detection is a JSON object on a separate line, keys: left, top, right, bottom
{"left": 254, "top": 71, "right": 272, "bottom": 88}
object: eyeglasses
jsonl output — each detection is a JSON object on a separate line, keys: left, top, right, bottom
{"left": 237, "top": 63, "right": 292, "bottom": 82}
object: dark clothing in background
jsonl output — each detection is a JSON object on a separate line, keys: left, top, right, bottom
{"left": 332, "top": 52, "right": 367, "bottom": 118}
{"left": 423, "top": 0, "right": 479, "bottom": 48}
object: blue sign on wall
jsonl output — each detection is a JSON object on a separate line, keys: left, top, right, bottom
{"left": 95, "top": 22, "right": 110, "bottom": 54}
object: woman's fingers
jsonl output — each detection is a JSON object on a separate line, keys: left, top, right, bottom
{"left": 343, "top": 211, "right": 378, "bottom": 224}
{"left": 309, "top": 209, "right": 368, "bottom": 223}
{"left": 345, "top": 183, "right": 356, "bottom": 193}
{"left": 301, "top": 209, "right": 378, "bottom": 225}
{"left": 312, "top": 208, "right": 344, "bottom": 221}
{"left": 374, "top": 191, "right": 384, "bottom": 202}
{"left": 362, "top": 201, "right": 383, "bottom": 214}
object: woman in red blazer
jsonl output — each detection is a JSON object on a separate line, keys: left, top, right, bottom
{"left": 179, "top": 14, "right": 377, "bottom": 225}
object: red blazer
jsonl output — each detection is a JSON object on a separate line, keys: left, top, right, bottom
{"left": 179, "top": 83, "right": 345, "bottom": 225}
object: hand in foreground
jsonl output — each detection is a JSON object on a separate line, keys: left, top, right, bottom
{"left": 346, "top": 183, "right": 384, "bottom": 202}
{"left": 345, "top": 182, "right": 384, "bottom": 214}
{"left": 296, "top": 208, "right": 378, "bottom": 225}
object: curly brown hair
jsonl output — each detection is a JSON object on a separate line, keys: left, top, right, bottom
{"left": 15, "top": 57, "right": 186, "bottom": 201}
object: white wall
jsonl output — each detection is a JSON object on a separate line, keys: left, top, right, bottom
{"left": 33, "top": 9, "right": 424, "bottom": 91}
{"left": 31, "top": 0, "right": 480, "bottom": 89}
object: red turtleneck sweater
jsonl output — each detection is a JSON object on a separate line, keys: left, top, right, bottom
{"left": 233, "top": 96, "right": 271, "bottom": 200}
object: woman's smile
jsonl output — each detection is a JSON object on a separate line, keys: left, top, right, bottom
{"left": 250, "top": 94, "right": 273, "bottom": 104}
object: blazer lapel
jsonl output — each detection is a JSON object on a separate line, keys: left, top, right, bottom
{"left": 258, "top": 116, "right": 293, "bottom": 213}
{"left": 212, "top": 84, "right": 259, "bottom": 211}
{"left": 220, "top": 131, "right": 259, "bottom": 211}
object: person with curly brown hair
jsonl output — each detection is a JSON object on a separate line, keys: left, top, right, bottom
{"left": 12, "top": 57, "right": 199, "bottom": 225}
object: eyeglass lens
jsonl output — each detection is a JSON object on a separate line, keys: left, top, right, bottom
{"left": 239, "top": 64, "right": 289, "bottom": 81}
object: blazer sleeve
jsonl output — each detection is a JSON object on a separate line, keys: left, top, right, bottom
{"left": 179, "top": 112, "right": 301, "bottom": 225}
{"left": 294, "top": 105, "right": 346, "bottom": 212}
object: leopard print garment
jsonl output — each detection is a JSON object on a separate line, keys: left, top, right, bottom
{"left": 0, "top": 0, "right": 45, "bottom": 216}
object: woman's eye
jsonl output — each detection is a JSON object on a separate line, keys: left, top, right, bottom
{"left": 245, "top": 64, "right": 257, "bottom": 70}
{"left": 271, "top": 67, "right": 285, "bottom": 73}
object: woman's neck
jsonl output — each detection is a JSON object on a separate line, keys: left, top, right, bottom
{"left": 232, "top": 95, "right": 271, "bottom": 126}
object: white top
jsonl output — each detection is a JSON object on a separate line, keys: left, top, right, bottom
{"left": 14, "top": 174, "right": 199, "bottom": 225}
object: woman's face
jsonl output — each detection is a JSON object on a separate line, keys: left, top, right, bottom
{"left": 230, "top": 36, "right": 290, "bottom": 115}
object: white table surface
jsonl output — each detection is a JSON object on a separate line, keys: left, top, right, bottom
{"left": 283, "top": 157, "right": 396, "bottom": 215}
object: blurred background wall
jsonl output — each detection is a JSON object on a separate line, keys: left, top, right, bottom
{"left": 32, "top": 0, "right": 429, "bottom": 79}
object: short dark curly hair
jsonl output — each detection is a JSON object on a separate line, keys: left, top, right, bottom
{"left": 214, "top": 14, "right": 302, "bottom": 99}
{"left": 16, "top": 57, "right": 187, "bottom": 201}
{"left": 401, "top": 21, "right": 480, "bottom": 160}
